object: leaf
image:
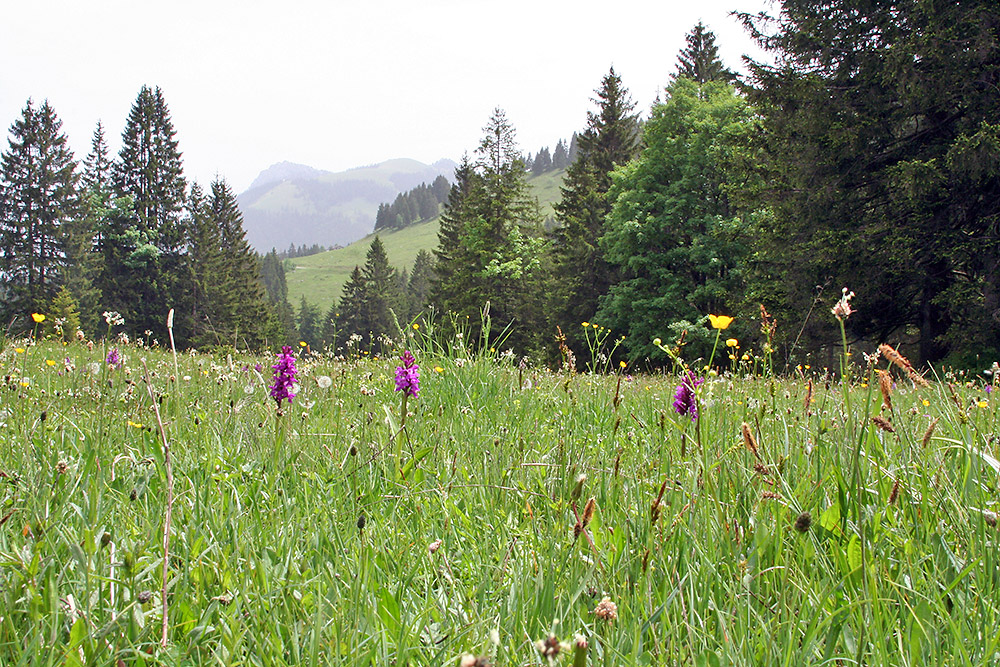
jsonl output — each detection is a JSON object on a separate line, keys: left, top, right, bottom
{"left": 846, "top": 534, "right": 863, "bottom": 573}
{"left": 819, "top": 502, "right": 842, "bottom": 535}
{"left": 399, "top": 447, "right": 432, "bottom": 480}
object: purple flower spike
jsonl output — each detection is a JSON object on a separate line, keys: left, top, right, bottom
{"left": 395, "top": 350, "right": 420, "bottom": 398}
{"left": 673, "top": 371, "right": 704, "bottom": 421}
{"left": 269, "top": 346, "right": 298, "bottom": 406}
{"left": 106, "top": 348, "right": 121, "bottom": 367}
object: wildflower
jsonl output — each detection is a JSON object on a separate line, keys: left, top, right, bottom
{"left": 394, "top": 350, "right": 420, "bottom": 398}
{"left": 726, "top": 338, "right": 738, "bottom": 348}
{"left": 594, "top": 596, "right": 618, "bottom": 621}
{"left": 536, "top": 635, "right": 562, "bottom": 658}
{"left": 673, "top": 371, "right": 703, "bottom": 421}
{"left": 316, "top": 375, "right": 333, "bottom": 389}
{"left": 31, "top": 313, "right": 45, "bottom": 323}
{"left": 428, "top": 539, "right": 443, "bottom": 554}
{"left": 102, "top": 311, "right": 124, "bottom": 327}
{"left": 433, "top": 366, "right": 444, "bottom": 373}
{"left": 15, "top": 348, "right": 25, "bottom": 354}
{"left": 619, "top": 360, "right": 627, "bottom": 369}
{"left": 581, "top": 321, "right": 589, "bottom": 327}
{"left": 269, "top": 346, "right": 298, "bottom": 406}
{"left": 412, "top": 323, "right": 419, "bottom": 330}
{"left": 45, "top": 359, "right": 55, "bottom": 367}
{"left": 831, "top": 287, "right": 855, "bottom": 320}
{"left": 106, "top": 348, "right": 121, "bottom": 367}
{"left": 75, "top": 330, "right": 85, "bottom": 341}
{"left": 653, "top": 337, "right": 662, "bottom": 347}
{"left": 708, "top": 314, "right": 734, "bottom": 330}
{"left": 794, "top": 512, "right": 812, "bottom": 533}
{"left": 298, "top": 341, "right": 307, "bottom": 348}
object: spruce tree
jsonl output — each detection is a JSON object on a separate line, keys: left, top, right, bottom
{"left": 674, "top": 22, "right": 735, "bottom": 84}
{"left": 338, "top": 265, "right": 368, "bottom": 349}
{"left": 741, "top": 0, "right": 1000, "bottom": 364}
{"left": 550, "top": 67, "right": 641, "bottom": 348}
{"left": 360, "top": 236, "right": 401, "bottom": 346}
{"left": 0, "top": 99, "right": 80, "bottom": 321}
{"left": 552, "top": 140, "right": 569, "bottom": 169}
{"left": 406, "top": 249, "right": 435, "bottom": 319}
{"left": 106, "top": 85, "right": 188, "bottom": 339}
{"left": 184, "top": 183, "right": 224, "bottom": 346}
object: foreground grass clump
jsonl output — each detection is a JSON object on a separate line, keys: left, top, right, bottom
{"left": 0, "top": 336, "right": 998, "bottom": 665}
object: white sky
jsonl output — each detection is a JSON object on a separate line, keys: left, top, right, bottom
{"left": 1, "top": 0, "right": 773, "bottom": 193}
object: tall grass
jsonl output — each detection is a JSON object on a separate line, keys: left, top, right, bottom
{"left": 0, "top": 333, "right": 997, "bottom": 665}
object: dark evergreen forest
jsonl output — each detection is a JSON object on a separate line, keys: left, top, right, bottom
{"left": 3, "top": 3, "right": 998, "bottom": 370}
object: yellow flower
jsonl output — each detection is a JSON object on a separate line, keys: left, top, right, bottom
{"left": 922, "top": 399, "right": 930, "bottom": 407}
{"left": 708, "top": 314, "right": 734, "bottom": 330}
{"left": 45, "top": 359, "right": 56, "bottom": 366}
{"left": 592, "top": 324, "right": 598, "bottom": 329}
{"left": 978, "top": 400, "right": 988, "bottom": 408}
{"left": 299, "top": 341, "right": 307, "bottom": 347}
{"left": 581, "top": 322, "right": 589, "bottom": 327}
{"left": 741, "top": 353, "right": 749, "bottom": 361}
{"left": 31, "top": 313, "right": 45, "bottom": 323}
{"left": 15, "top": 348, "right": 25, "bottom": 354}
{"left": 726, "top": 338, "right": 738, "bottom": 348}
{"left": 434, "top": 366, "right": 444, "bottom": 373}
{"left": 412, "top": 323, "right": 419, "bottom": 330}
{"left": 619, "top": 361, "right": 627, "bottom": 369}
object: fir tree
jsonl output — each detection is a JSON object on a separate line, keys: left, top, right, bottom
{"left": 552, "top": 139, "right": 569, "bottom": 169}
{"left": 0, "top": 99, "right": 80, "bottom": 320}
{"left": 674, "top": 22, "right": 735, "bottom": 84}
{"left": 406, "top": 249, "right": 435, "bottom": 319}
{"left": 338, "top": 265, "right": 368, "bottom": 349}
{"left": 531, "top": 146, "right": 552, "bottom": 175}
{"left": 360, "top": 235, "right": 401, "bottom": 346}
{"left": 106, "top": 85, "right": 187, "bottom": 339}
{"left": 550, "top": 67, "right": 641, "bottom": 348}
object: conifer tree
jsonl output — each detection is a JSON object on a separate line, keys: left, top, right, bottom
{"left": 0, "top": 99, "right": 80, "bottom": 320}
{"left": 297, "top": 296, "right": 322, "bottom": 347}
{"left": 338, "top": 265, "right": 367, "bottom": 348}
{"left": 360, "top": 235, "right": 401, "bottom": 346}
{"left": 674, "top": 22, "right": 735, "bottom": 84}
{"left": 531, "top": 147, "right": 552, "bottom": 175}
{"left": 184, "top": 183, "right": 224, "bottom": 345}
{"left": 406, "top": 249, "right": 435, "bottom": 319}
{"left": 550, "top": 67, "right": 641, "bottom": 347}
{"left": 552, "top": 139, "right": 569, "bottom": 169}
{"left": 106, "top": 85, "right": 187, "bottom": 339}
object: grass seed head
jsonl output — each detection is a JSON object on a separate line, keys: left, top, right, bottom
{"left": 794, "top": 511, "right": 812, "bottom": 533}
{"left": 877, "top": 370, "right": 893, "bottom": 411}
{"left": 871, "top": 415, "right": 895, "bottom": 432}
{"left": 742, "top": 422, "right": 760, "bottom": 460}
{"left": 594, "top": 596, "right": 618, "bottom": 621}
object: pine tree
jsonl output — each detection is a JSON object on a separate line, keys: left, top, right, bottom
{"left": 431, "top": 110, "right": 546, "bottom": 352}
{"left": 0, "top": 99, "right": 80, "bottom": 321}
{"left": 106, "top": 85, "right": 187, "bottom": 339}
{"left": 674, "top": 22, "right": 735, "bottom": 84}
{"left": 184, "top": 183, "right": 224, "bottom": 345}
{"left": 338, "top": 265, "right": 367, "bottom": 349}
{"left": 550, "top": 67, "right": 641, "bottom": 347}
{"left": 741, "top": 0, "right": 1000, "bottom": 364}
{"left": 297, "top": 296, "right": 322, "bottom": 347}
{"left": 531, "top": 147, "right": 552, "bottom": 175}
{"left": 360, "top": 235, "right": 401, "bottom": 346}
{"left": 210, "top": 177, "right": 273, "bottom": 348}
{"left": 552, "top": 140, "right": 569, "bottom": 169}
{"left": 82, "top": 121, "right": 112, "bottom": 193}
{"left": 407, "top": 249, "right": 435, "bottom": 319}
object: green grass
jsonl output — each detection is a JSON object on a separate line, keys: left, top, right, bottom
{"left": 286, "top": 169, "right": 566, "bottom": 311}
{"left": 1, "top": 325, "right": 999, "bottom": 665}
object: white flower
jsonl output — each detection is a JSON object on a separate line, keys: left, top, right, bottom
{"left": 317, "top": 375, "right": 333, "bottom": 389}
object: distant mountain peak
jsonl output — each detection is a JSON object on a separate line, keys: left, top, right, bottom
{"left": 248, "top": 161, "right": 331, "bottom": 191}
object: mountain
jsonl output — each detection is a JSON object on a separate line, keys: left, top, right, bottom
{"left": 237, "top": 158, "right": 457, "bottom": 252}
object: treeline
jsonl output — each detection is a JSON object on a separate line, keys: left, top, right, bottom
{"left": 373, "top": 175, "right": 450, "bottom": 232}
{"left": 328, "top": 10, "right": 999, "bottom": 369}
{"left": 525, "top": 135, "right": 578, "bottom": 175}
{"left": 278, "top": 243, "right": 332, "bottom": 260}
{"left": 0, "top": 86, "right": 296, "bottom": 349}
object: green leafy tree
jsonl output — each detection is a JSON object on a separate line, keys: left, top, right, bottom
{"left": 0, "top": 99, "right": 80, "bottom": 322}
{"left": 741, "top": 0, "right": 1000, "bottom": 365}
{"left": 674, "top": 22, "right": 736, "bottom": 84}
{"left": 550, "top": 67, "right": 641, "bottom": 346}
{"left": 599, "top": 78, "right": 758, "bottom": 362}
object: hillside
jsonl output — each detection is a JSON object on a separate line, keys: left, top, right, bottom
{"left": 238, "top": 158, "right": 456, "bottom": 252}
{"left": 285, "top": 168, "right": 566, "bottom": 310}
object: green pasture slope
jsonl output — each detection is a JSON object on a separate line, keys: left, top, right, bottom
{"left": 1, "top": 327, "right": 999, "bottom": 664}
{"left": 285, "top": 169, "right": 566, "bottom": 311}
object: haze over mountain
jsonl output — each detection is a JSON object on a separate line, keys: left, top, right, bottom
{"left": 237, "top": 158, "right": 456, "bottom": 252}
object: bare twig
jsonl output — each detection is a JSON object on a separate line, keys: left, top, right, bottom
{"left": 141, "top": 359, "right": 173, "bottom": 649}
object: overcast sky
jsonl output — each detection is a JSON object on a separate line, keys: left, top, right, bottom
{"left": 1, "top": 0, "right": 773, "bottom": 193}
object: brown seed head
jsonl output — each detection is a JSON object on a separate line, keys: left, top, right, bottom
{"left": 871, "top": 415, "right": 895, "bottom": 432}
{"left": 536, "top": 635, "right": 561, "bottom": 658}
{"left": 581, "top": 497, "right": 596, "bottom": 528}
{"left": 888, "top": 478, "right": 901, "bottom": 505}
{"left": 428, "top": 539, "right": 443, "bottom": 554}
{"left": 794, "top": 511, "right": 811, "bottom": 533}
{"left": 922, "top": 417, "right": 940, "bottom": 449}
{"left": 594, "top": 596, "right": 618, "bottom": 621}
{"left": 742, "top": 422, "right": 760, "bottom": 461}
{"left": 877, "top": 370, "right": 893, "bottom": 412}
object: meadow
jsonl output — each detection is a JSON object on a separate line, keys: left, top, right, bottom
{"left": 0, "top": 317, "right": 998, "bottom": 666}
